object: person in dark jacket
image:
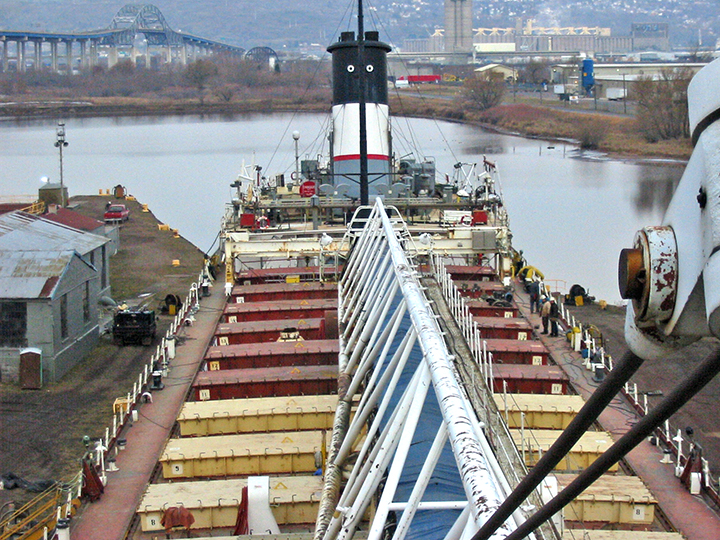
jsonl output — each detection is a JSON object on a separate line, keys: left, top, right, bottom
{"left": 528, "top": 280, "right": 540, "bottom": 313}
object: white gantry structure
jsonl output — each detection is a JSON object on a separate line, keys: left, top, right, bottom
{"left": 314, "top": 198, "right": 532, "bottom": 540}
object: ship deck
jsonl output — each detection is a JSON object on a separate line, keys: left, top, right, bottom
{"left": 512, "top": 284, "right": 720, "bottom": 539}
{"left": 70, "top": 255, "right": 720, "bottom": 540}
{"left": 69, "top": 282, "right": 228, "bottom": 539}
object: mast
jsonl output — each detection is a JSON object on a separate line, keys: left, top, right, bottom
{"left": 358, "top": 0, "right": 368, "bottom": 205}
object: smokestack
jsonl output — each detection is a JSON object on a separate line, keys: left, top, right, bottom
{"left": 327, "top": 29, "right": 392, "bottom": 201}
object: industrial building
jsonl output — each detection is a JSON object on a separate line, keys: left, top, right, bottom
{"left": 403, "top": 0, "right": 670, "bottom": 58}
{"left": 0, "top": 211, "right": 111, "bottom": 384}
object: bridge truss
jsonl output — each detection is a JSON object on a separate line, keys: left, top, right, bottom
{"left": 0, "top": 3, "right": 270, "bottom": 73}
{"left": 108, "top": 3, "right": 185, "bottom": 47}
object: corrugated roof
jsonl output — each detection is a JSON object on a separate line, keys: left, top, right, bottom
{"left": 0, "top": 211, "right": 107, "bottom": 254}
{"left": 0, "top": 250, "right": 76, "bottom": 299}
{"left": 41, "top": 207, "right": 105, "bottom": 233}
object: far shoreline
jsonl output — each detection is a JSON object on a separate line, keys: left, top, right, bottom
{"left": 0, "top": 96, "right": 692, "bottom": 164}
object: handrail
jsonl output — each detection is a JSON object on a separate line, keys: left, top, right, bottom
{"left": 0, "top": 485, "right": 61, "bottom": 540}
{"left": 315, "top": 198, "right": 524, "bottom": 540}
{"left": 560, "top": 303, "right": 720, "bottom": 507}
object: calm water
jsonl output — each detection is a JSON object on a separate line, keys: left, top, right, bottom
{"left": 0, "top": 113, "right": 684, "bottom": 303}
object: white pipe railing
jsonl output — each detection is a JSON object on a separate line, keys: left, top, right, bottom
{"left": 560, "top": 304, "right": 720, "bottom": 500}
{"left": 318, "top": 200, "right": 520, "bottom": 540}
{"left": 78, "top": 267, "right": 206, "bottom": 490}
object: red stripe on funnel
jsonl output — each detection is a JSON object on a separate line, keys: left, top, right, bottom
{"left": 333, "top": 154, "right": 390, "bottom": 161}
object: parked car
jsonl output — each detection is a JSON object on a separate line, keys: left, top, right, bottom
{"left": 104, "top": 203, "right": 130, "bottom": 223}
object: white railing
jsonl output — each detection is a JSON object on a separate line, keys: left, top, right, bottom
{"left": 559, "top": 304, "right": 720, "bottom": 505}
{"left": 315, "top": 199, "right": 523, "bottom": 540}
{"left": 428, "top": 255, "right": 565, "bottom": 540}
{"left": 429, "top": 252, "right": 498, "bottom": 390}
{"left": 76, "top": 265, "right": 206, "bottom": 489}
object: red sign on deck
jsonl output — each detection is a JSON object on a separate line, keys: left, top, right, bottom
{"left": 299, "top": 181, "right": 317, "bottom": 198}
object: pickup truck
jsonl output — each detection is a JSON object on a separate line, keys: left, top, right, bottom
{"left": 104, "top": 203, "right": 130, "bottom": 223}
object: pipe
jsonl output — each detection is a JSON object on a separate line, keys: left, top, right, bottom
{"left": 326, "top": 367, "right": 426, "bottom": 540}
{"left": 337, "top": 328, "right": 416, "bottom": 463}
{"left": 367, "top": 363, "right": 433, "bottom": 540}
{"left": 392, "top": 423, "right": 449, "bottom": 540}
{"left": 376, "top": 197, "right": 512, "bottom": 535}
{"left": 500, "top": 345, "right": 720, "bottom": 540}
{"left": 471, "top": 349, "right": 645, "bottom": 540}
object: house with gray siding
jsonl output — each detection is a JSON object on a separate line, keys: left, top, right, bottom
{"left": 0, "top": 211, "right": 110, "bottom": 383}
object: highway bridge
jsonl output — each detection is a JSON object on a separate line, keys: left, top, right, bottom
{"left": 0, "top": 4, "right": 276, "bottom": 73}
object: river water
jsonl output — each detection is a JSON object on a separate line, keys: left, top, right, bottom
{"left": 0, "top": 113, "right": 685, "bottom": 303}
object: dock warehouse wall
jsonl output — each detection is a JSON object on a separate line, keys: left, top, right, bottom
{"left": 49, "top": 254, "right": 101, "bottom": 382}
{"left": 0, "top": 300, "right": 53, "bottom": 383}
{"left": 0, "top": 348, "right": 20, "bottom": 382}
{"left": 0, "top": 254, "right": 101, "bottom": 384}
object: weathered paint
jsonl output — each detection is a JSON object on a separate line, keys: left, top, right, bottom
{"left": 223, "top": 299, "right": 337, "bottom": 323}
{"left": 230, "top": 281, "right": 338, "bottom": 303}
{"left": 137, "top": 476, "right": 323, "bottom": 531}
{"left": 467, "top": 299, "right": 519, "bottom": 318}
{"left": 633, "top": 226, "right": 678, "bottom": 324}
{"left": 443, "top": 265, "right": 498, "bottom": 281}
{"left": 192, "top": 364, "right": 338, "bottom": 400}
{"left": 177, "top": 394, "right": 338, "bottom": 436}
{"left": 482, "top": 338, "right": 550, "bottom": 365}
{"left": 473, "top": 316, "right": 534, "bottom": 340}
{"left": 235, "top": 266, "right": 341, "bottom": 285}
{"left": 492, "top": 364, "right": 570, "bottom": 395}
{"left": 457, "top": 280, "right": 508, "bottom": 298}
{"left": 493, "top": 394, "right": 586, "bottom": 430}
{"left": 214, "top": 317, "right": 327, "bottom": 345}
{"left": 203, "top": 339, "right": 340, "bottom": 370}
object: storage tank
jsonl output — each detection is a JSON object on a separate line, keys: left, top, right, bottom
{"left": 581, "top": 58, "right": 595, "bottom": 96}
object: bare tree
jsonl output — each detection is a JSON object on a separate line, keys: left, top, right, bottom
{"left": 184, "top": 59, "right": 219, "bottom": 103}
{"left": 635, "top": 68, "right": 692, "bottom": 142}
{"left": 462, "top": 72, "right": 505, "bottom": 111}
{"left": 519, "top": 60, "right": 551, "bottom": 86}
{"left": 215, "top": 85, "right": 235, "bottom": 102}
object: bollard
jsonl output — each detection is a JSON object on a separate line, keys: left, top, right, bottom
{"left": 150, "top": 370, "right": 165, "bottom": 390}
{"left": 592, "top": 363, "right": 605, "bottom": 383}
{"left": 55, "top": 518, "right": 70, "bottom": 540}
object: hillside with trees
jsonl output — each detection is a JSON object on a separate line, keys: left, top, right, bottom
{"left": 0, "top": 0, "right": 717, "bottom": 52}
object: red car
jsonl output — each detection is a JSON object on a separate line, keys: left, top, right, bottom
{"left": 104, "top": 203, "right": 130, "bottom": 223}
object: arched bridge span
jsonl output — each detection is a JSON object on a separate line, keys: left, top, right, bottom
{"left": 0, "top": 3, "right": 271, "bottom": 72}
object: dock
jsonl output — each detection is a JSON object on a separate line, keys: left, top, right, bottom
{"left": 69, "top": 286, "right": 227, "bottom": 539}
{"left": 511, "top": 282, "right": 720, "bottom": 539}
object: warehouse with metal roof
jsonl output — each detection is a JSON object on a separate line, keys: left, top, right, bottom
{"left": 0, "top": 211, "right": 110, "bottom": 384}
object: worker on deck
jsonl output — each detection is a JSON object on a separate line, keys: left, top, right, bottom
{"left": 528, "top": 280, "right": 540, "bottom": 313}
{"left": 541, "top": 296, "right": 551, "bottom": 334}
